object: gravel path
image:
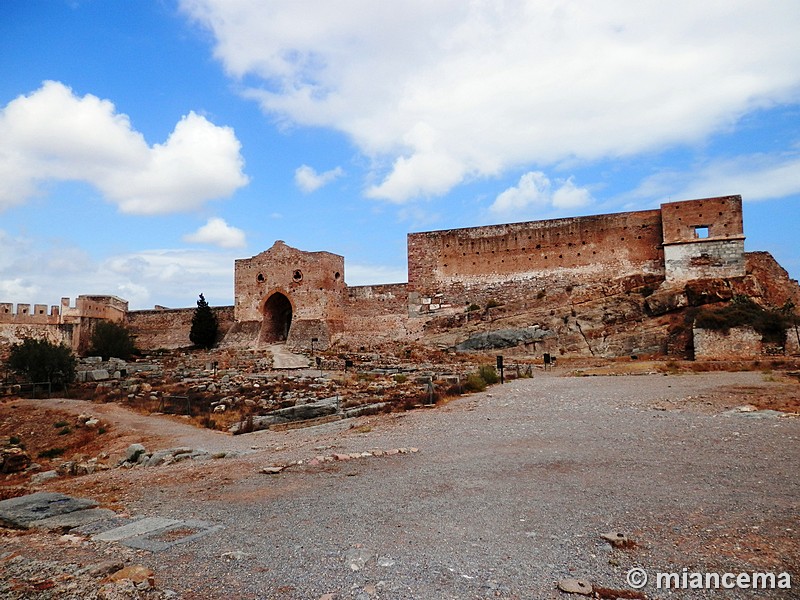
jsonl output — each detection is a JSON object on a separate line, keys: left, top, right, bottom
{"left": 19, "top": 372, "right": 800, "bottom": 598}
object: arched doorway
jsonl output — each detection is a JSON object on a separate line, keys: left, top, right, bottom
{"left": 260, "top": 292, "right": 293, "bottom": 343}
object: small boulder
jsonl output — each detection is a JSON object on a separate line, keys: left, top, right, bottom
{"left": 124, "top": 444, "right": 147, "bottom": 463}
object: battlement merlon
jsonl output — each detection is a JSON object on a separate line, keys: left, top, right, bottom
{"left": 0, "top": 302, "right": 62, "bottom": 322}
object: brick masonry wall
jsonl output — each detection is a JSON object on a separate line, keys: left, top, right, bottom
{"left": 126, "top": 306, "right": 234, "bottom": 351}
{"left": 661, "top": 196, "right": 743, "bottom": 244}
{"left": 342, "top": 284, "right": 410, "bottom": 347}
{"left": 787, "top": 328, "right": 800, "bottom": 355}
{"left": 234, "top": 241, "right": 347, "bottom": 348}
{"left": 407, "top": 209, "right": 665, "bottom": 317}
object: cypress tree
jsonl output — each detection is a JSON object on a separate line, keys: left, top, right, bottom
{"left": 189, "top": 293, "right": 218, "bottom": 349}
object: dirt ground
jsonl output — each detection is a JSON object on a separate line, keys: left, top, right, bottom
{"left": 2, "top": 368, "right": 799, "bottom": 599}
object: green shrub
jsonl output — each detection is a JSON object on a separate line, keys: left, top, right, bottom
{"left": 6, "top": 338, "right": 76, "bottom": 386}
{"left": 463, "top": 373, "right": 487, "bottom": 392}
{"left": 485, "top": 299, "right": 501, "bottom": 309}
{"left": 466, "top": 303, "right": 480, "bottom": 312}
{"left": 393, "top": 373, "right": 408, "bottom": 384}
{"left": 478, "top": 365, "right": 499, "bottom": 385}
{"left": 88, "top": 320, "right": 137, "bottom": 360}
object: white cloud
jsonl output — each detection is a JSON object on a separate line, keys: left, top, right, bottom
{"left": 0, "top": 81, "right": 249, "bottom": 214}
{"left": 491, "top": 172, "right": 592, "bottom": 215}
{"left": 183, "top": 217, "right": 246, "bottom": 248}
{"left": 627, "top": 151, "right": 800, "bottom": 204}
{"left": 294, "top": 164, "right": 344, "bottom": 193}
{"left": 181, "top": 1, "right": 800, "bottom": 202}
{"left": 0, "top": 229, "right": 237, "bottom": 309}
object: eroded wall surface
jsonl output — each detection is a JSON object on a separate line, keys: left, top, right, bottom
{"left": 407, "top": 209, "right": 665, "bottom": 317}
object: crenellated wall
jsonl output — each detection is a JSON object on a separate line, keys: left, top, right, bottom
{"left": 0, "top": 302, "right": 61, "bottom": 323}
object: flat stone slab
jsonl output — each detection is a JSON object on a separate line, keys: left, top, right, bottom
{"left": 73, "top": 516, "right": 134, "bottom": 537}
{"left": 29, "top": 508, "right": 118, "bottom": 532}
{"left": 93, "top": 516, "right": 182, "bottom": 542}
{"left": 0, "top": 492, "right": 98, "bottom": 529}
{"left": 121, "top": 519, "right": 223, "bottom": 552}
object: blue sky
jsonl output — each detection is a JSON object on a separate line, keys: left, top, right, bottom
{"left": 1, "top": 1, "right": 798, "bottom": 310}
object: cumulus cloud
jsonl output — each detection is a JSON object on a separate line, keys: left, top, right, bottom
{"left": 183, "top": 217, "right": 247, "bottom": 248}
{"left": 0, "top": 81, "right": 249, "bottom": 213}
{"left": 181, "top": 0, "right": 800, "bottom": 202}
{"left": 491, "top": 172, "right": 593, "bottom": 215}
{"left": 294, "top": 164, "right": 344, "bottom": 193}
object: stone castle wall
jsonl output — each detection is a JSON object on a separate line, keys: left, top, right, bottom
{"left": 661, "top": 196, "right": 746, "bottom": 283}
{"left": 693, "top": 327, "right": 763, "bottom": 360}
{"left": 4, "top": 195, "right": 797, "bottom": 360}
{"left": 407, "top": 208, "right": 665, "bottom": 317}
{"left": 125, "top": 306, "right": 235, "bottom": 351}
{"left": 343, "top": 283, "right": 411, "bottom": 346}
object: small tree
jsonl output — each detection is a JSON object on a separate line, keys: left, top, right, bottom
{"left": 6, "top": 338, "right": 76, "bottom": 386}
{"left": 189, "top": 293, "right": 218, "bottom": 349}
{"left": 88, "top": 321, "right": 137, "bottom": 360}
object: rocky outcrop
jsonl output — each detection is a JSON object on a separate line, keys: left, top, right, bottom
{"left": 455, "top": 327, "right": 553, "bottom": 351}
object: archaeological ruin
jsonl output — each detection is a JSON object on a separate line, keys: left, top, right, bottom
{"left": 2, "top": 194, "right": 799, "bottom": 360}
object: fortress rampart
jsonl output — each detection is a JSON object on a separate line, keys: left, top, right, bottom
{"left": 2, "top": 195, "right": 796, "bottom": 359}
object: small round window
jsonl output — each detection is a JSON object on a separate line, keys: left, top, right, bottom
{"left": 257, "top": 273, "right": 265, "bottom": 282}
{"left": 292, "top": 269, "right": 303, "bottom": 282}
{"left": 334, "top": 271, "right": 341, "bottom": 280}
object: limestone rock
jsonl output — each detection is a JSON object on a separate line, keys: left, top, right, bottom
{"left": 105, "top": 564, "right": 155, "bottom": 588}
{"left": 557, "top": 578, "right": 592, "bottom": 595}
{"left": 124, "top": 444, "right": 147, "bottom": 463}
{"left": 456, "top": 327, "right": 552, "bottom": 351}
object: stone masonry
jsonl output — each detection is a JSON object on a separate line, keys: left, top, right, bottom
{"left": 2, "top": 195, "right": 798, "bottom": 358}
